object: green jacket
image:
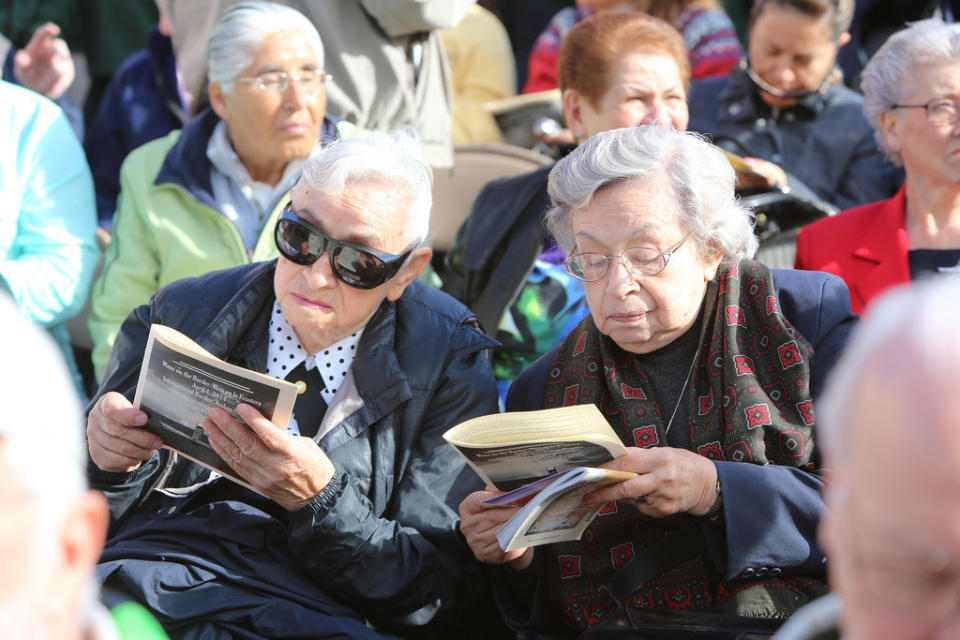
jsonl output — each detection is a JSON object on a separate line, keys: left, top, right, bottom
{"left": 89, "top": 111, "right": 355, "bottom": 380}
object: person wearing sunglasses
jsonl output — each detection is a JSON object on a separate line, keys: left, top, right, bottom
{"left": 87, "top": 1, "right": 360, "bottom": 384}
{"left": 85, "top": 131, "right": 503, "bottom": 638}
{"left": 459, "top": 126, "right": 858, "bottom": 637}
{"left": 796, "top": 19, "right": 960, "bottom": 315}
{"left": 687, "top": 0, "right": 900, "bottom": 211}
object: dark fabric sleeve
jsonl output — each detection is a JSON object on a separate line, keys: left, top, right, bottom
{"left": 285, "top": 329, "right": 500, "bottom": 636}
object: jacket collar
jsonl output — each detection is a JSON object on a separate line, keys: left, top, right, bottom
{"left": 717, "top": 63, "right": 831, "bottom": 124}
{"left": 849, "top": 185, "right": 911, "bottom": 305}
{"left": 189, "top": 260, "right": 412, "bottom": 449}
{"left": 154, "top": 109, "right": 342, "bottom": 211}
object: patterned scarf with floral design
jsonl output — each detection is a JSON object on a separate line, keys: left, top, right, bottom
{"left": 540, "top": 259, "right": 822, "bottom": 631}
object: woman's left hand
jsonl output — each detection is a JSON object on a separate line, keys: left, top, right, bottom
{"left": 202, "top": 403, "right": 336, "bottom": 511}
{"left": 583, "top": 446, "right": 718, "bottom": 518}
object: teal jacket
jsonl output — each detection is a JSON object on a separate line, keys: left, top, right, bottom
{"left": 88, "top": 110, "right": 357, "bottom": 380}
{"left": 0, "top": 80, "right": 98, "bottom": 387}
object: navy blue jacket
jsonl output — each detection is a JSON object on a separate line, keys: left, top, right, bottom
{"left": 84, "top": 28, "right": 185, "bottom": 225}
{"left": 497, "top": 268, "right": 858, "bottom": 636}
{"left": 688, "top": 65, "right": 901, "bottom": 212}
{"left": 88, "top": 261, "right": 501, "bottom": 638}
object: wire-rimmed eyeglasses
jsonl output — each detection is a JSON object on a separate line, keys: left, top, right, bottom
{"left": 233, "top": 69, "right": 332, "bottom": 94}
{"left": 891, "top": 98, "right": 960, "bottom": 126}
{"left": 564, "top": 232, "right": 693, "bottom": 282}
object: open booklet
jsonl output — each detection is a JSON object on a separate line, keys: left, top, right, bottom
{"left": 132, "top": 324, "right": 297, "bottom": 489}
{"left": 443, "top": 404, "right": 633, "bottom": 549}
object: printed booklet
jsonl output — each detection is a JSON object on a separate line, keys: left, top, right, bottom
{"left": 133, "top": 324, "right": 297, "bottom": 488}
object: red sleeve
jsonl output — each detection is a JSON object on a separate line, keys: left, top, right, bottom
{"left": 522, "top": 51, "right": 560, "bottom": 94}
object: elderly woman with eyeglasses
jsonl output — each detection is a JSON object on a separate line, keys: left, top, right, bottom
{"left": 88, "top": 1, "right": 358, "bottom": 382}
{"left": 796, "top": 19, "right": 960, "bottom": 315}
{"left": 459, "top": 125, "right": 858, "bottom": 637}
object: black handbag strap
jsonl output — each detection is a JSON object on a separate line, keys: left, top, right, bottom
{"left": 607, "top": 522, "right": 708, "bottom": 606}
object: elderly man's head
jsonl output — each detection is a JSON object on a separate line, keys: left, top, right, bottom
{"left": 207, "top": 1, "right": 328, "bottom": 185}
{"left": 545, "top": 126, "right": 756, "bottom": 353}
{"left": 273, "top": 131, "right": 434, "bottom": 353}
{"left": 818, "top": 278, "right": 960, "bottom": 639}
{"left": 0, "top": 295, "right": 109, "bottom": 637}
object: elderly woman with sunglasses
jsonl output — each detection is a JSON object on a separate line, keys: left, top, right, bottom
{"left": 459, "top": 125, "right": 858, "bottom": 637}
{"left": 87, "top": 1, "right": 359, "bottom": 383}
{"left": 796, "top": 19, "right": 960, "bottom": 315}
{"left": 687, "top": 0, "right": 899, "bottom": 211}
{"left": 85, "top": 131, "right": 500, "bottom": 637}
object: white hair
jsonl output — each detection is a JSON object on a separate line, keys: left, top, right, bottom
{"left": 292, "top": 130, "right": 433, "bottom": 246}
{"left": 0, "top": 294, "right": 86, "bottom": 503}
{"left": 818, "top": 275, "right": 960, "bottom": 458}
{"left": 545, "top": 125, "right": 758, "bottom": 261}
{"left": 861, "top": 18, "right": 960, "bottom": 166}
{"left": 207, "top": 1, "right": 324, "bottom": 94}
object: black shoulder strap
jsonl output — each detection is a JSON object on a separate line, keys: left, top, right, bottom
{"left": 607, "top": 522, "right": 707, "bottom": 606}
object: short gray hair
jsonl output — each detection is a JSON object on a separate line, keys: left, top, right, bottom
{"left": 0, "top": 295, "right": 86, "bottom": 505}
{"left": 545, "top": 126, "right": 758, "bottom": 261}
{"left": 818, "top": 276, "right": 960, "bottom": 459}
{"left": 292, "top": 130, "right": 433, "bottom": 246}
{"left": 861, "top": 18, "right": 960, "bottom": 166}
{"left": 207, "top": 1, "right": 324, "bottom": 94}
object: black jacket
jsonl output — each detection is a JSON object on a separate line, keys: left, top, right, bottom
{"left": 442, "top": 163, "right": 554, "bottom": 333}
{"left": 88, "top": 260, "right": 501, "bottom": 638}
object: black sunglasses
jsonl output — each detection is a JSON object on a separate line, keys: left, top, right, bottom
{"left": 274, "top": 205, "right": 413, "bottom": 290}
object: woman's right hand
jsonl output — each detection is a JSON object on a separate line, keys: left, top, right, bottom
{"left": 86, "top": 391, "right": 163, "bottom": 473}
{"left": 459, "top": 489, "right": 534, "bottom": 570}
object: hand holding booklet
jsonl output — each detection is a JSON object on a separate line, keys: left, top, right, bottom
{"left": 443, "top": 404, "right": 635, "bottom": 551}
{"left": 133, "top": 324, "right": 297, "bottom": 489}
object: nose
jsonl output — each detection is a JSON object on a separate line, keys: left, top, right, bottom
{"left": 641, "top": 98, "right": 666, "bottom": 126}
{"left": 604, "top": 256, "right": 640, "bottom": 297}
{"left": 303, "top": 251, "right": 336, "bottom": 287}
{"left": 282, "top": 77, "right": 307, "bottom": 108}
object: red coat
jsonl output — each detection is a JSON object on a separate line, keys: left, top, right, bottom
{"left": 794, "top": 186, "right": 910, "bottom": 315}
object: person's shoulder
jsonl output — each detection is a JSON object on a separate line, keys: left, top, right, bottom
{"left": 399, "top": 280, "right": 486, "bottom": 328}
{"left": 110, "top": 48, "right": 152, "bottom": 84}
{"left": 119, "top": 128, "right": 182, "bottom": 175}
{"left": 481, "top": 162, "right": 554, "bottom": 196}
{"left": 0, "top": 79, "right": 66, "bottom": 131}
{"left": 770, "top": 267, "right": 854, "bottom": 333}
{"left": 151, "top": 262, "right": 274, "bottom": 315}
{"left": 395, "top": 281, "right": 499, "bottom": 355}
{"left": 801, "top": 196, "right": 891, "bottom": 243}
{"left": 505, "top": 344, "right": 562, "bottom": 411}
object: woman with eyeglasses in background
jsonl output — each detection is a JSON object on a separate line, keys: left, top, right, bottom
{"left": 88, "top": 1, "right": 359, "bottom": 382}
{"left": 796, "top": 19, "right": 960, "bottom": 315}
{"left": 687, "top": 0, "right": 900, "bottom": 212}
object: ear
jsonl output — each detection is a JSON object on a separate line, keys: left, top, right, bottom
{"left": 208, "top": 81, "right": 230, "bottom": 122}
{"left": 701, "top": 243, "right": 724, "bottom": 282}
{"left": 386, "top": 247, "right": 433, "bottom": 301}
{"left": 563, "top": 88, "right": 589, "bottom": 142}
{"left": 878, "top": 109, "right": 901, "bottom": 155}
{"left": 837, "top": 31, "right": 852, "bottom": 49}
{"left": 53, "top": 491, "right": 109, "bottom": 610}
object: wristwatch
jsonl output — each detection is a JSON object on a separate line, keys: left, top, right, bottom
{"left": 705, "top": 478, "right": 723, "bottom": 521}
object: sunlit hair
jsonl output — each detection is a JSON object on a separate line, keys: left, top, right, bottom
{"left": 558, "top": 11, "right": 691, "bottom": 107}
{"left": 749, "top": 0, "right": 854, "bottom": 41}
{"left": 818, "top": 276, "right": 960, "bottom": 459}
{"left": 292, "top": 130, "right": 433, "bottom": 246}
{"left": 545, "top": 125, "right": 757, "bottom": 260}
{"left": 861, "top": 18, "right": 960, "bottom": 166}
{"left": 207, "top": 1, "right": 324, "bottom": 94}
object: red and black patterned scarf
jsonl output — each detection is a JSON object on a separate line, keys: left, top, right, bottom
{"left": 540, "top": 260, "right": 821, "bottom": 631}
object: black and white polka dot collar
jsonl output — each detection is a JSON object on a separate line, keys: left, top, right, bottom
{"left": 265, "top": 301, "right": 363, "bottom": 409}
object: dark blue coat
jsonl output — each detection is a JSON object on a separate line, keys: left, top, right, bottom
{"left": 88, "top": 261, "right": 501, "bottom": 639}
{"left": 497, "top": 268, "right": 858, "bottom": 637}
{"left": 84, "top": 28, "right": 185, "bottom": 225}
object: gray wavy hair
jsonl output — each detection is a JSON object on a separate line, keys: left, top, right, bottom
{"left": 861, "top": 18, "right": 960, "bottom": 166}
{"left": 545, "top": 126, "right": 758, "bottom": 261}
{"left": 207, "top": 1, "right": 324, "bottom": 94}
{"left": 292, "top": 130, "right": 433, "bottom": 246}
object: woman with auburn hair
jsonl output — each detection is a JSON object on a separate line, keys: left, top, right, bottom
{"left": 444, "top": 11, "right": 693, "bottom": 395}
{"left": 523, "top": 0, "right": 741, "bottom": 94}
